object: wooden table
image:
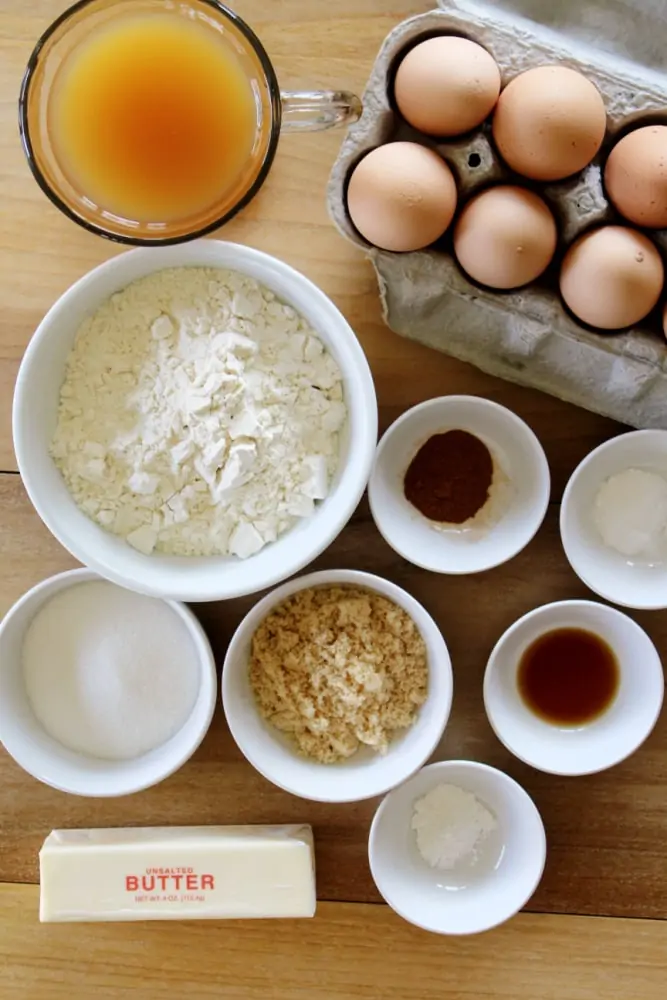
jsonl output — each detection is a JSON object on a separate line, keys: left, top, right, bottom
{"left": 1, "top": 1, "right": 666, "bottom": 996}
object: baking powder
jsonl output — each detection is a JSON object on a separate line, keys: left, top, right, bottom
{"left": 51, "top": 267, "right": 346, "bottom": 558}
{"left": 411, "top": 783, "right": 497, "bottom": 870}
{"left": 593, "top": 467, "right": 667, "bottom": 560}
{"left": 22, "top": 581, "right": 200, "bottom": 760}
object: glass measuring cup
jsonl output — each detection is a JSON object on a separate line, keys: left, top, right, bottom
{"left": 19, "top": 0, "right": 361, "bottom": 244}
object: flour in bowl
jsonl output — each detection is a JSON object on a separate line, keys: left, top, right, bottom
{"left": 51, "top": 267, "right": 346, "bottom": 558}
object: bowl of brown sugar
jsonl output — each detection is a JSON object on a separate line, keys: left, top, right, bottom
{"left": 368, "top": 396, "right": 550, "bottom": 575}
{"left": 221, "top": 569, "right": 453, "bottom": 802}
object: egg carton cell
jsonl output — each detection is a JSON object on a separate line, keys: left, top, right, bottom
{"left": 327, "top": 0, "right": 667, "bottom": 429}
{"left": 437, "top": 132, "right": 503, "bottom": 200}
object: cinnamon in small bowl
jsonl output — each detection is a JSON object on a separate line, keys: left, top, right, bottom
{"left": 403, "top": 428, "right": 500, "bottom": 529}
{"left": 368, "top": 396, "right": 551, "bottom": 575}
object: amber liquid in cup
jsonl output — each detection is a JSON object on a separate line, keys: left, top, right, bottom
{"left": 20, "top": 0, "right": 361, "bottom": 244}
{"left": 49, "top": 11, "right": 258, "bottom": 225}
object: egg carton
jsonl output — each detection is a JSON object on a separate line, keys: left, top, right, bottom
{"left": 327, "top": 0, "right": 667, "bottom": 429}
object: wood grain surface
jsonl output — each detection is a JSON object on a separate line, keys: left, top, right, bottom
{"left": 3, "top": 885, "right": 667, "bottom": 999}
{"left": 3, "top": 474, "right": 667, "bottom": 921}
{"left": 1, "top": 0, "right": 667, "bottom": 996}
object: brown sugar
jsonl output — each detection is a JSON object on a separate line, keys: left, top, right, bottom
{"left": 249, "top": 585, "right": 429, "bottom": 763}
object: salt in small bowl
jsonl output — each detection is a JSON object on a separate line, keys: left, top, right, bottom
{"left": 368, "top": 759, "right": 546, "bottom": 935}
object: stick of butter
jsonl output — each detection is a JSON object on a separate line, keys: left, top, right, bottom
{"left": 39, "top": 826, "right": 316, "bottom": 922}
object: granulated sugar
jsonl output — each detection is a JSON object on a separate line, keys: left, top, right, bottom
{"left": 22, "top": 581, "right": 200, "bottom": 760}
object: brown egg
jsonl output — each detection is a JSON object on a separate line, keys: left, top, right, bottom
{"left": 492, "top": 66, "right": 606, "bottom": 181}
{"left": 454, "top": 186, "right": 557, "bottom": 290}
{"left": 560, "top": 226, "right": 664, "bottom": 330}
{"left": 346, "top": 142, "right": 457, "bottom": 252}
{"left": 605, "top": 126, "right": 667, "bottom": 228}
{"left": 394, "top": 36, "right": 501, "bottom": 137}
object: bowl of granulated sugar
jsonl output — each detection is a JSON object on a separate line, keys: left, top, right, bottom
{"left": 0, "top": 568, "right": 216, "bottom": 796}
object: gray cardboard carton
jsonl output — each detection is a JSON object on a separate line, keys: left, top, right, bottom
{"left": 327, "top": 0, "right": 667, "bottom": 427}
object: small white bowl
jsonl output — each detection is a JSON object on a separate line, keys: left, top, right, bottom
{"left": 368, "top": 760, "right": 546, "bottom": 935}
{"left": 368, "top": 396, "right": 550, "bottom": 574}
{"left": 484, "top": 600, "right": 664, "bottom": 776}
{"left": 13, "top": 240, "right": 377, "bottom": 602}
{"left": 561, "top": 430, "right": 667, "bottom": 610}
{"left": 222, "top": 569, "right": 453, "bottom": 803}
{"left": 0, "top": 569, "right": 217, "bottom": 796}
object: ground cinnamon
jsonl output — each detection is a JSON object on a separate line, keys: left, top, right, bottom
{"left": 403, "top": 429, "right": 493, "bottom": 523}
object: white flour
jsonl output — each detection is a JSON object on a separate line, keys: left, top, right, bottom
{"left": 22, "top": 581, "right": 200, "bottom": 761}
{"left": 411, "top": 783, "right": 498, "bottom": 870}
{"left": 52, "top": 267, "right": 346, "bottom": 558}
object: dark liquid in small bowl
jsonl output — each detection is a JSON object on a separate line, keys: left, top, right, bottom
{"left": 517, "top": 627, "right": 619, "bottom": 726}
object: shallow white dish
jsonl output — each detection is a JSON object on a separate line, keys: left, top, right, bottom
{"left": 368, "top": 396, "right": 550, "bottom": 574}
{"left": 0, "top": 568, "right": 217, "bottom": 797}
{"left": 368, "top": 760, "right": 546, "bottom": 936}
{"left": 561, "top": 430, "right": 667, "bottom": 610}
{"left": 484, "top": 600, "right": 664, "bottom": 776}
{"left": 222, "top": 569, "right": 453, "bottom": 803}
{"left": 13, "top": 240, "right": 377, "bottom": 602}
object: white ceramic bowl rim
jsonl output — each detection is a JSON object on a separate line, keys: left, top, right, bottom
{"left": 13, "top": 241, "right": 377, "bottom": 602}
{"left": 369, "top": 395, "right": 550, "bottom": 575}
{"left": 483, "top": 599, "right": 664, "bottom": 776}
{"left": 560, "top": 429, "right": 667, "bottom": 610}
{"left": 222, "top": 569, "right": 454, "bottom": 803}
{"left": 368, "top": 760, "right": 547, "bottom": 935}
{"left": 0, "top": 568, "right": 217, "bottom": 796}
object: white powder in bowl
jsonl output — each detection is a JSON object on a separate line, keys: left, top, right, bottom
{"left": 22, "top": 581, "right": 200, "bottom": 761}
{"left": 593, "top": 467, "right": 667, "bottom": 559}
{"left": 51, "top": 267, "right": 346, "bottom": 559}
{"left": 411, "top": 783, "right": 497, "bottom": 870}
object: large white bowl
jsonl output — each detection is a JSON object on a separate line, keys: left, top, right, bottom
{"left": 561, "top": 430, "right": 667, "bottom": 610}
{"left": 13, "top": 241, "right": 377, "bottom": 602}
{"left": 368, "top": 396, "right": 550, "bottom": 574}
{"left": 0, "top": 569, "right": 217, "bottom": 797}
{"left": 484, "top": 600, "right": 664, "bottom": 776}
{"left": 222, "top": 569, "right": 453, "bottom": 803}
{"left": 369, "top": 760, "right": 546, "bottom": 935}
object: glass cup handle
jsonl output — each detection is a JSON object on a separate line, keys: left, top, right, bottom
{"left": 280, "top": 90, "right": 362, "bottom": 132}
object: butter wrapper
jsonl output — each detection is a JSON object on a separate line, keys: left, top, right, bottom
{"left": 39, "top": 825, "right": 316, "bottom": 922}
